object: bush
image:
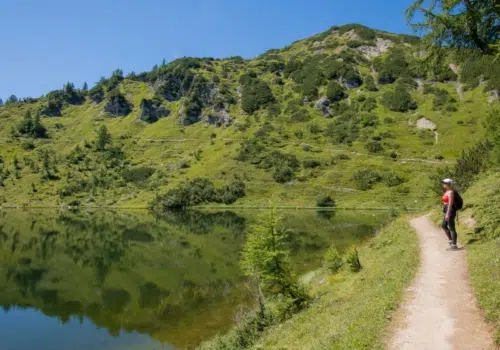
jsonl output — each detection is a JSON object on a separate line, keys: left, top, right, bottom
{"left": 385, "top": 173, "right": 406, "bottom": 187}
{"left": 290, "top": 108, "right": 311, "bottom": 123}
{"left": 241, "top": 77, "right": 275, "bottom": 114}
{"left": 273, "top": 166, "right": 295, "bottom": 183}
{"left": 17, "top": 111, "right": 47, "bottom": 139}
{"left": 360, "top": 97, "right": 377, "bottom": 112}
{"left": 303, "top": 159, "right": 321, "bottom": 169}
{"left": 380, "top": 84, "right": 417, "bottom": 112}
{"left": 352, "top": 170, "right": 381, "bottom": 190}
{"left": 316, "top": 195, "right": 335, "bottom": 207}
{"left": 151, "top": 178, "right": 246, "bottom": 209}
{"left": 122, "top": 167, "right": 155, "bottom": 185}
{"left": 365, "top": 140, "right": 384, "bottom": 153}
{"left": 22, "top": 140, "right": 36, "bottom": 150}
{"left": 364, "top": 75, "right": 378, "bottom": 91}
{"left": 345, "top": 247, "right": 362, "bottom": 272}
{"left": 89, "top": 84, "right": 105, "bottom": 103}
{"left": 326, "top": 81, "right": 347, "bottom": 102}
{"left": 324, "top": 246, "right": 343, "bottom": 273}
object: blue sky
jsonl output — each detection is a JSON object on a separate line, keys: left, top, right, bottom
{"left": 0, "top": 0, "right": 416, "bottom": 100}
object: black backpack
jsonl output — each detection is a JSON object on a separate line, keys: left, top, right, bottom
{"left": 453, "top": 190, "right": 464, "bottom": 211}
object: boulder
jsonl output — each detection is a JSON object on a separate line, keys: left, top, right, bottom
{"left": 314, "top": 97, "right": 331, "bottom": 117}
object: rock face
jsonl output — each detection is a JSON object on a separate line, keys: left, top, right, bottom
{"left": 104, "top": 92, "right": 132, "bottom": 116}
{"left": 314, "top": 97, "right": 331, "bottom": 117}
{"left": 358, "top": 38, "right": 393, "bottom": 58}
{"left": 139, "top": 99, "right": 171, "bottom": 123}
{"left": 205, "top": 109, "right": 233, "bottom": 127}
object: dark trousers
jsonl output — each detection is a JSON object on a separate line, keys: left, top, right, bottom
{"left": 441, "top": 205, "right": 457, "bottom": 245}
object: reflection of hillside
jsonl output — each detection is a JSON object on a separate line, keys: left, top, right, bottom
{"left": 0, "top": 209, "right": 387, "bottom": 348}
{"left": 0, "top": 209, "right": 249, "bottom": 348}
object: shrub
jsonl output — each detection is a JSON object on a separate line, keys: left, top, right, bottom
{"left": 22, "top": 140, "right": 36, "bottom": 150}
{"left": 326, "top": 81, "right": 347, "bottom": 102}
{"left": 385, "top": 173, "right": 406, "bottom": 187}
{"left": 365, "top": 140, "right": 384, "bottom": 153}
{"left": 290, "top": 108, "right": 311, "bottom": 123}
{"left": 303, "top": 159, "right": 321, "bottom": 169}
{"left": 360, "top": 97, "right": 377, "bottom": 112}
{"left": 352, "top": 170, "right": 381, "bottom": 190}
{"left": 380, "top": 84, "right": 417, "bottom": 112}
{"left": 364, "top": 75, "right": 378, "bottom": 91}
{"left": 346, "top": 40, "right": 364, "bottom": 48}
{"left": 122, "top": 167, "right": 155, "bottom": 184}
{"left": 374, "top": 48, "right": 412, "bottom": 84}
{"left": 317, "top": 195, "right": 335, "bottom": 207}
{"left": 345, "top": 247, "right": 362, "bottom": 272}
{"left": 308, "top": 123, "right": 322, "bottom": 134}
{"left": 151, "top": 178, "right": 246, "bottom": 209}
{"left": 324, "top": 246, "right": 343, "bottom": 273}
{"left": 273, "top": 166, "right": 295, "bottom": 183}
{"left": 17, "top": 111, "right": 47, "bottom": 139}
{"left": 241, "top": 78, "right": 275, "bottom": 114}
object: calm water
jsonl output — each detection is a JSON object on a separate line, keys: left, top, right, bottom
{"left": 0, "top": 209, "right": 389, "bottom": 350}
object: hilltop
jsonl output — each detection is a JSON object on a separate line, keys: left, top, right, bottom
{"left": 0, "top": 23, "right": 497, "bottom": 210}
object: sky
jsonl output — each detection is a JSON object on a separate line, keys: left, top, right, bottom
{"left": 0, "top": 0, "right": 417, "bottom": 100}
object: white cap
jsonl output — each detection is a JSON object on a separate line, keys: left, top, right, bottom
{"left": 441, "top": 178, "right": 453, "bottom": 184}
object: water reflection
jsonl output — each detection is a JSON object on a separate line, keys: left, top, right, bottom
{"left": 0, "top": 209, "right": 387, "bottom": 349}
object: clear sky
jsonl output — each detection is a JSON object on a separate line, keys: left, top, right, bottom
{"left": 0, "top": 0, "right": 416, "bottom": 100}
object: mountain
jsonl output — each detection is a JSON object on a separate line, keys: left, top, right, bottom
{"left": 0, "top": 23, "right": 496, "bottom": 210}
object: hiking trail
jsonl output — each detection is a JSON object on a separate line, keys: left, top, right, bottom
{"left": 388, "top": 215, "right": 496, "bottom": 350}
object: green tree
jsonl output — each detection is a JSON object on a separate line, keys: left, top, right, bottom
{"left": 96, "top": 125, "right": 111, "bottom": 151}
{"left": 381, "top": 84, "right": 417, "bottom": 112}
{"left": 0, "top": 98, "right": 3, "bottom": 105}
{"left": 326, "top": 81, "right": 347, "bottom": 102}
{"left": 241, "top": 208, "right": 308, "bottom": 310}
{"left": 82, "top": 82, "right": 88, "bottom": 93}
{"left": 406, "top": 0, "right": 499, "bottom": 55}
{"left": 6, "top": 95, "right": 18, "bottom": 105}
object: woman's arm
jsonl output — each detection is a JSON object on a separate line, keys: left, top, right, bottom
{"left": 446, "top": 191, "right": 454, "bottom": 220}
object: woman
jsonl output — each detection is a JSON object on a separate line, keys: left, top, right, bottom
{"left": 441, "top": 178, "right": 458, "bottom": 250}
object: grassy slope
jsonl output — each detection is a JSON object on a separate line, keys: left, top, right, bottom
{"left": 247, "top": 217, "right": 419, "bottom": 349}
{"left": 458, "top": 172, "right": 500, "bottom": 345}
{"left": 0, "top": 27, "right": 489, "bottom": 210}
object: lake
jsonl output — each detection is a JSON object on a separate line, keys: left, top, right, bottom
{"left": 0, "top": 209, "right": 390, "bottom": 350}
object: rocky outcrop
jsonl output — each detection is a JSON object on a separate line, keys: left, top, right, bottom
{"left": 314, "top": 97, "right": 331, "bottom": 117}
{"left": 104, "top": 91, "right": 132, "bottom": 116}
{"left": 358, "top": 38, "right": 393, "bottom": 58}
{"left": 139, "top": 98, "right": 170, "bottom": 123}
{"left": 416, "top": 117, "right": 436, "bottom": 130}
{"left": 205, "top": 109, "right": 233, "bottom": 127}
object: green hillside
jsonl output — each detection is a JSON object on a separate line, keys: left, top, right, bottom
{"left": 0, "top": 23, "right": 497, "bottom": 210}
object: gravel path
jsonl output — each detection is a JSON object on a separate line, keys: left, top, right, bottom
{"left": 388, "top": 215, "right": 495, "bottom": 350}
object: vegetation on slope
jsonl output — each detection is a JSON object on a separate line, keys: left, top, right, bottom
{"left": 1, "top": 23, "right": 497, "bottom": 210}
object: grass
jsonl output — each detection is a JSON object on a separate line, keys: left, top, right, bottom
{"left": 458, "top": 172, "right": 500, "bottom": 345}
{"left": 231, "top": 216, "right": 420, "bottom": 349}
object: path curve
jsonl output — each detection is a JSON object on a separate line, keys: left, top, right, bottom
{"left": 388, "top": 215, "right": 495, "bottom": 350}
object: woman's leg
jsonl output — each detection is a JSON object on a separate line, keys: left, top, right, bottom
{"left": 441, "top": 217, "right": 453, "bottom": 241}
{"left": 448, "top": 215, "right": 458, "bottom": 246}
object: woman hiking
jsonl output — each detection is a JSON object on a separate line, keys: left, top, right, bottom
{"left": 441, "top": 178, "right": 459, "bottom": 250}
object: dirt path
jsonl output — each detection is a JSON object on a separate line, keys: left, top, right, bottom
{"left": 388, "top": 215, "right": 495, "bottom": 350}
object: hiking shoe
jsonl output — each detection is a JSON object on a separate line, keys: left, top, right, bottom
{"left": 450, "top": 244, "right": 458, "bottom": 250}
